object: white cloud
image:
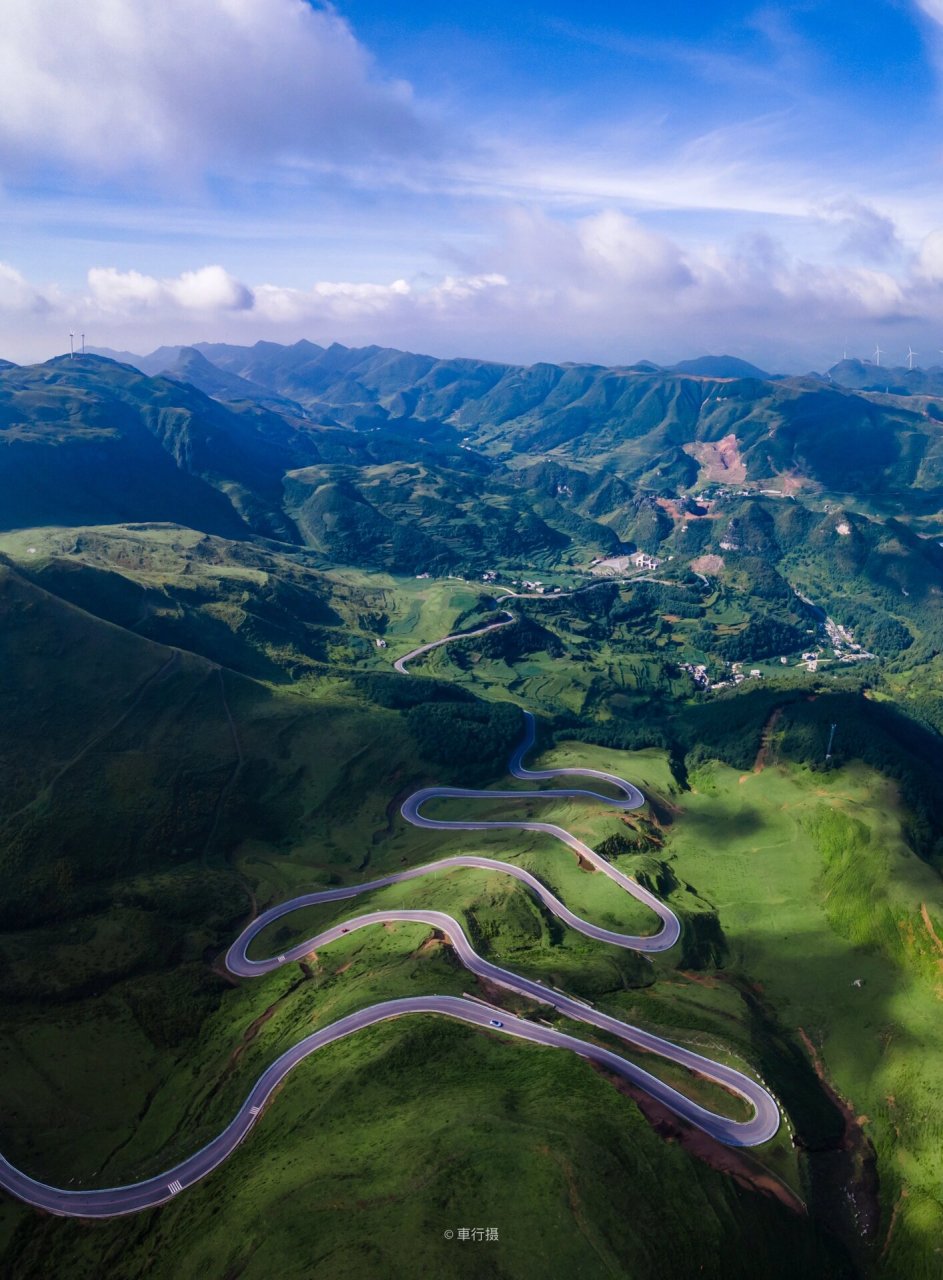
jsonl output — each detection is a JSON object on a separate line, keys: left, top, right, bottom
{"left": 254, "top": 278, "right": 411, "bottom": 323}
{"left": 167, "top": 266, "right": 254, "bottom": 311}
{"left": 916, "top": 0, "right": 943, "bottom": 25}
{"left": 0, "top": 207, "right": 939, "bottom": 369}
{"left": 253, "top": 274, "right": 510, "bottom": 324}
{"left": 0, "top": 0, "right": 429, "bottom": 182}
{"left": 87, "top": 265, "right": 253, "bottom": 312}
{"left": 916, "top": 228, "right": 943, "bottom": 280}
{"left": 0, "top": 263, "right": 55, "bottom": 315}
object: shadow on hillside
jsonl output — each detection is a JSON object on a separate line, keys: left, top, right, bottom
{"left": 717, "top": 923, "right": 915, "bottom": 1271}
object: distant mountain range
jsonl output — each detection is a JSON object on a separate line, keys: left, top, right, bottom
{"left": 91, "top": 341, "right": 776, "bottom": 399}
{"left": 92, "top": 341, "right": 943, "bottom": 400}
{"left": 823, "top": 357, "right": 943, "bottom": 398}
{"left": 0, "top": 340, "right": 937, "bottom": 576}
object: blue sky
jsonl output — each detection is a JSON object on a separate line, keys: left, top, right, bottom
{"left": 2, "top": 0, "right": 943, "bottom": 369}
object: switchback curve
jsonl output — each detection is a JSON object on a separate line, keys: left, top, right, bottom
{"left": 0, "top": 639, "right": 780, "bottom": 1219}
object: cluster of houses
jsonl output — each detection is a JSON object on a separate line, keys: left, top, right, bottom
{"left": 684, "top": 661, "right": 766, "bottom": 692}
{"left": 630, "top": 551, "right": 660, "bottom": 571}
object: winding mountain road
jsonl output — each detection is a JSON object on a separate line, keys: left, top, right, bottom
{"left": 393, "top": 610, "right": 516, "bottom": 673}
{"left": 0, "top": 632, "right": 780, "bottom": 1219}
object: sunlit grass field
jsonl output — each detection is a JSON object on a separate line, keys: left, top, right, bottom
{"left": 1, "top": 560, "right": 941, "bottom": 1277}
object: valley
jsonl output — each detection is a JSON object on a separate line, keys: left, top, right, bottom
{"left": 0, "top": 344, "right": 942, "bottom": 1278}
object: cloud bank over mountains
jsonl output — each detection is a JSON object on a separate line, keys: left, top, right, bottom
{"left": 1, "top": 0, "right": 943, "bottom": 368}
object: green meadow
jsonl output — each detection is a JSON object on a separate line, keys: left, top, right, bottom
{"left": 0, "top": 552, "right": 941, "bottom": 1278}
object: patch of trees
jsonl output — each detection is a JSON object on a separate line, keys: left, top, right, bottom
{"left": 635, "top": 858, "right": 679, "bottom": 899}
{"left": 678, "top": 910, "right": 727, "bottom": 970}
{"left": 353, "top": 672, "right": 475, "bottom": 710}
{"left": 678, "top": 685, "right": 809, "bottom": 772}
{"left": 552, "top": 714, "right": 671, "bottom": 754}
{"left": 735, "top": 555, "right": 804, "bottom": 609}
{"left": 406, "top": 700, "right": 521, "bottom": 770}
{"left": 124, "top": 965, "right": 228, "bottom": 1049}
{"left": 821, "top": 599, "right": 914, "bottom": 656}
{"left": 625, "top": 497, "right": 673, "bottom": 549}
{"left": 470, "top": 616, "right": 564, "bottom": 663}
{"left": 715, "top": 617, "right": 808, "bottom": 661}
{"left": 594, "top": 828, "right": 659, "bottom": 858}
{"left": 615, "top": 581, "right": 704, "bottom": 622}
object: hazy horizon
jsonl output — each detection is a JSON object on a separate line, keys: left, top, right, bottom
{"left": 13, "top": 336, "right": 943, "bottom": 381}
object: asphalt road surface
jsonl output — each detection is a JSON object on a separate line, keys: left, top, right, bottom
{"left": 393, "top": 610, "right": 515, "bottom": 673}
{"left": 0, "top": 650, "right": 780, "bottom": 1218}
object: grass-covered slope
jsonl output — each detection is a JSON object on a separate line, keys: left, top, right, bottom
{"left": 3, "top": 605, "right": 942, "bottom": 1274}
{"left": 0, "top": 524, "right": 392, "bottom": 681}
{"left": 283, "top": 458, "right": 618, "bottom": 573}
{"left": 0, "top": 585, "right": 846, "bottom": 1277}
{"left": 0, "top": 355, "right": 322, "bottom": 541}
{"left": 3, "top": 344, "right": 943, "bottom": 1277}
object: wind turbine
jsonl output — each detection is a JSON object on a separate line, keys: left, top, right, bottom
{"left": 69, "top": 331, "right": 74, "bottom": 360}
{"left": 873, "top": 343, "right": 883, "bottom": 367}
{"left": 907, "top": 346, "right": 918, "bottom": 370}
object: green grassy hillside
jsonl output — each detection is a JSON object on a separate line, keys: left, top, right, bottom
{"left": 2, "top": 346, "right": 943, "bottom": 1277}
{"left": 4, "top": 609, "right": 942, "bottom": 1275}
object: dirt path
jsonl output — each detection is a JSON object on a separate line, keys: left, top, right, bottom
{"left": 920, "top": 903, "right": 943, "bottom": 959}
{"left": 753, "top": 706, "right": 784, "bottom": 773}
{"left": 200, "top": 667, "right": 245, "bottom": 860}
{"left": 1, "top": 649, "right": 180, "bottom": 828}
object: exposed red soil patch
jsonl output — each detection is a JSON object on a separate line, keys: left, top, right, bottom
{"left": 592, "top": 1063, "right": 806, "bottom": 1215}
{"left": 690, "top": 553, "right": 725, "bottom": 575}
{"left": 676, "top": 969, "right": 721, "bottom": 989}
{"left": 920, "top": 902, "right": 943, "bottom": 959}
{"left": 684, "top": 434, "right": 747, "bottom": 484}
{"left": 880, "top": 1187, "right": 908, "bottom": 1261}
{"left": 228, "top": 1004, "right": 280, "bottom": 1069}
{"left": 657, "top": 497, "right": 721, "bottom": 523}
{"left": 194, "top": 974, "right": 311, "bottom": 1123}
{"left": 797, "top": 1028, "right": 880, "bottom": 1237}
